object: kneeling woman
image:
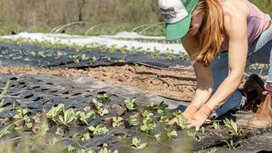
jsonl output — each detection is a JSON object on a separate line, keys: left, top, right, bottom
{"left": 159, "top": 0, "right": 272, "bottom": 130}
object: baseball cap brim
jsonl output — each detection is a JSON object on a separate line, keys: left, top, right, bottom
{"left": 165, "top": 14, "right": 191, "bottom": 41}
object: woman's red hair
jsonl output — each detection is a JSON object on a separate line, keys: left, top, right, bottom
{"left": 194, "top": 0, "right": 225, "bottom": 67}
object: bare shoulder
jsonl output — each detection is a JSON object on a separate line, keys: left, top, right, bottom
{"left": 222, "top": 0, "right": 249, "bottom": 18}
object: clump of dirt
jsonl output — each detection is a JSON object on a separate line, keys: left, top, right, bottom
{"left": 0, "top": 65, "right": 196, "bottom": 101}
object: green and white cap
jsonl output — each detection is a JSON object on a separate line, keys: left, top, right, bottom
{"left": 158, "top": 0, "right": 198, "bottom": 41}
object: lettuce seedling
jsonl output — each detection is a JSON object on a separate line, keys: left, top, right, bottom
{"left": 153, "top": 102, "right": 169, "bottom": 115}
{"left": 141, "top": 110, "right": 153, "bottom": 119}
{"left": 98, "top": 147, "right": 118, "bottom": 153}
{"left": 58, "top": 108, "right": 76, "bottom": 127}
{"left": 166, "top": 130, "right": 178, "bottom": 139}
{"left": 92, "top": 98, "right": 103, "bottom": 110}
{"left": 13, "top": 108, "right": 32, "bottom": 128}
{"left": 47, "top": 104, "right": 65, "bottom": 123}
{"left": 140, "top": 118, "right": 156, "bottom": 134}
{"left": 97, "top": 94, "right": 111, "bottom": 102}
{"left": 131, "top": 137, "right": 147, "bottom": 150}
{"left": 128, "top": 116, "right": 139, "bottom": 126}
{"left": 112, "top": 117, "right": 123, "bottom": 128}
{"left": 88, "top": 124, "right": 109, "bottom": 135}
{"left": 76, "top": 111, "right": 96, "bottom": 125}
{"left": 124, "top": 97, "right": 137, "bottom": 111}
{"left": 81, "top": 54, "right": 89, "bottom": 60}
{"left": 91, "top": 99, "right": 109, "bottom": 116}
{"left": 81, "top": 132, "right": 91, "bottom": 141}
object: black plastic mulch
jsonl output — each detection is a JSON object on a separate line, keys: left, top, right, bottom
{"left": 0, "top": 42, "right": 191, "bottom": 69}
{"left": 0, "top": 74, "right": 193, "bottom": 152}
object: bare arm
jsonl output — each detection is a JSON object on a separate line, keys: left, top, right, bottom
{"left": 181, "top": 35, "right": 213, "bottom": 109}
{"left": 205, "top": 0, "right": 249, "bottom": 111}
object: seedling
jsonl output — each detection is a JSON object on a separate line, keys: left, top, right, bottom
{"left": 187, "top": 131, "right": 198, "bottom": 140}
{"left": 223, "top": 119, "right": 243, "bottom": 136}
{"left": 0, "top": 125, "right": 11, "bottom": 138}
{"left": 97, "top": 94, "right": 111, "bottom": 102}
{"left": 166, "top": 129, "right": 178, "bottom": 139}
{"left": 58, "top": 108, "right": 76, "bottom": 127}
{"left": 124, "top": 97, "right": 137, "bottom": 111}
{"left": 56, "top": 52, "right": 63, "bottom": 59}
{"left": 131, "top": 137, "right": 147, "bottom": 150}
{"left": 88, "top": 124, "right": 109, "bottom": 135}
{"left": 92, "top": 56, "right": 97, "bottom": 62}
{"left": 0, "top": 80, "right": 10, "bottom": 106}
{"left": 112, "top": 117, "right": 123, "bottom": 128}
{"left": 69, "top": 55, "right": 80, "bottom": 63}
{"left": 223, "top": 140, "right": 241, "bottom": 149}
{"left": 91, "top": 99, "right": 109, "bottom": 116}
{"left": 120, "top": 46, "right": 128, "bottom": 53}
{"left": 151, "top": 49, "right": 160, "bottom": 58}
{"left": 141, "top": 110, "right": 153, "bottom": 119}
{"left": 130, "top": 47, "right": 137, "bottom": 55}
{"left": 128, "top": 116, "right": 139, "bottom": 126}
{"left": 76, "top": 111, "right": 96, "bottom": 125}
{"left": 175, "top": 113, "right": 188, "bottom": 129}
{"left": 81, "top": 132, "right": 91, "bottom": 141}
{"left": 67, "top": 145, "right": 76, "bottom": 152}
{"left": 159, "top": 116, "right": 169, "bottom": 123}
{"left": 140, "top": 117, "right": 156, "bottom": 133}
{"left": 153, "top": 102, "right": 168, "bottom": 115}
{"left": 98, "top": 147, "right": 118, "bottom": 153}
{"left": 48, "top": 137, "right": 59, "bottom": 145}
{"left": 47, "top": 104, "right": 65, "bottom": 123}
{"left": 92, "top": 98, "right": 103, "bottom": 110}
{"left": 212, "top": 121, "right": 220, "bottom": 130}
{"left": 165, "top": 49, "right": 174, "bottom": 60}
{"left": 81, "top": 54, "right": 89, "bottom": 60}
{"left": 13, "top": 108, "right": 32, "bottom": 128}
{"left": 178, "top": 51, "right": 189, "bottom": 60}
{"left": 97, "top": 108, "right": 109, "bottom": 116}
{"left": 109, "top": 45, "right": 117, "bottom": 54}
{"left": 30, "top": 51, "right": 36, "bottom": 56}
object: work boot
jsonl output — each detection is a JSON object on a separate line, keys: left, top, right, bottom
{"left": 247, "top": 91, "right": 272, "bottom": 129}
{"left": 241, "top": 74, "right": 265, "bottom": 110}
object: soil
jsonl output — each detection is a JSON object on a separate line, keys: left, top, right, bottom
{"left": 0, "top": 64, "right": 196, "bottom": 102}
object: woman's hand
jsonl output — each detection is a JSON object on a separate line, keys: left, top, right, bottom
{"left": 168, "top": 105, "right": 198, "bottom": 125}
{"left": 187, "top": 105, "right": 212, "bottom": 131}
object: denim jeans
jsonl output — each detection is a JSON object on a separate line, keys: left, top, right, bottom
{"left": 210, "top": 27, "right": 272, "bottom": 119}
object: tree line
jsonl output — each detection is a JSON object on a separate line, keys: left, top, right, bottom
{"left": 0, "top": 0, "right": 271, "bottom": 31}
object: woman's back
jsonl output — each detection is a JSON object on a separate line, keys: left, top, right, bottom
{"left": 219, "top": 0, "right": 271, "bottom": 50}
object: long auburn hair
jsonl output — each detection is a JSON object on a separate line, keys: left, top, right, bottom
{"left": 193, "top": 0, "right": 225, "bottom": 67}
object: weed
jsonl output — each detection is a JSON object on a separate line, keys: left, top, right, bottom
{"left": 0, "top": 80, "right": 10, "bottom": 106}
{"left": 223, "top": 119, "right": 243, "bottom": 136}
{"left": 212, "top": 121, "right": 220, "bottom": 130}
{"left": 223, "top": 140, "right": 241, "bottom": 150}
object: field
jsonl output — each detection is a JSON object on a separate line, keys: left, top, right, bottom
{"left": 0, "top": 30, "right": 271, "bottom": 153}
